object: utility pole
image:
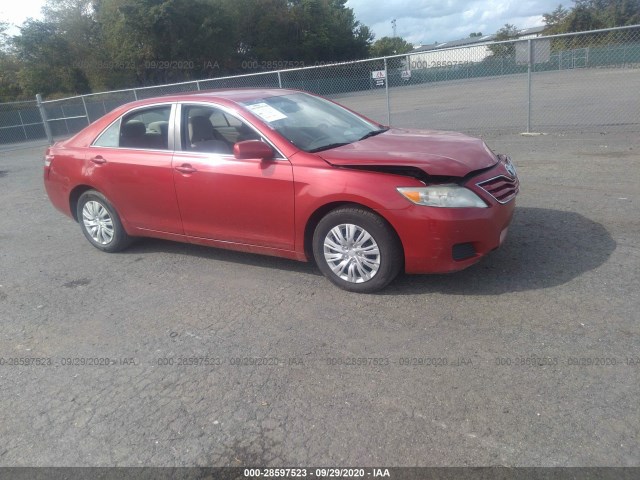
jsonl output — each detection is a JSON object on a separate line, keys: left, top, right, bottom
{"left": 392, "top": 19, "right": 397, "bottom": 37}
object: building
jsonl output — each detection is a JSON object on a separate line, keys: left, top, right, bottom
{"left": 405, "top": 26, "right": 546, "bottom": 70}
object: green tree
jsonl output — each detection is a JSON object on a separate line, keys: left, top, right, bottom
{"left": 97, "top": 0, "right": 237, "bottom": 85}
{"left": 41, "top": 0, "right": 118, "bottom": 91}
{"left": 543, "top": 4, "right": 570, "bottom": 33}
{"left": 3, "top": 0, "right": 375, "bottom": 99}
{"left": 566, "top": 3, "right": 605, "bottom": 31}
{"left": 369, "top": 36, "right": 413, "bottom": 57}
{"left": 0, "top": 22, "right": 22, "bottom": 100}
{"left": 225, "top": 0, "right": 298, "bottom": 65}
{"left": 13, "top": 19, "right": 91, "bottom": 97}
{"left": 353, "top": 24, "right": 375, "bottom": 56}
{"left": 224, "top": 0, "right": 372, "bottom": 66}
{"left": 488, "top": 24, "right": 519, "bottom": 57}
{"left": 0, "top": 21, "right": 8, "bottom": 49}
{"left": 288, "top": 0, "right": 372, "bottom": 61}
{"left": 543, "top": 0, "right": 640, "bottom": 34}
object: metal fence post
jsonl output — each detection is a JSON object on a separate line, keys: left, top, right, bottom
{"left": 277, "top": 71, "right": 283, "bottom": 89}
{"left": 81, "top": 95, "right": 90, "bottom": 125}
{"left": 384, "top": 57, "right": 391, "bottom": 125}
{"left": 527, "top": 39, "right": 533, "bottom": 133}
{"left": 133, "top": 89, "right": 138, "bottom": 100}
{"left": 18, "top": 111, "right": 28, "bottom": 141}
{"left": 196, "top": 80, "right": 201, "bottom": 91}
{"left": 61, "top": 105, "right": 70, "bottom": 134}
{"left": 36, "top": 93, "right": 54, "bottom": 145}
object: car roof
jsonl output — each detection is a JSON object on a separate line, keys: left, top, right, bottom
{"left": 132, "top": 88, "right": 302, "bottom": 106}
{"left": 64, "top": 88, "right": 310, "bottom": 149}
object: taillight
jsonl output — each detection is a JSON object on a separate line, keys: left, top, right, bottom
{"left": 44, "top": 146, "right": 54, "bottom": 165}
{"left": 44, "top": 149, "right": 55, "bottom": 179}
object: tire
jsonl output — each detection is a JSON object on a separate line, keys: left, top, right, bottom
{"left": 312, "top": 207, "right": 403, "bottom": 293}
{"left": 76, "top": 190, "right": 133, "bottom": 252}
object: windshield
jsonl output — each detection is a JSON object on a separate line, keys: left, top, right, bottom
{"left": 240, "top": 93, "right": 386, "bottom": 152}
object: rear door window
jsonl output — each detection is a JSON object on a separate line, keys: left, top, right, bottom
{"left": 92, "top": 105, "right": 172, "bottom": 150}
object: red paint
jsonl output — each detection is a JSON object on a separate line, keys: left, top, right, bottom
{"left": 44, "top": 89, "right": 518, "bottom": 274}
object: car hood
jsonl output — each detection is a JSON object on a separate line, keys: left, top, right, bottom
{"left": 318, "top": 128, "right": 498, "bottom": 177}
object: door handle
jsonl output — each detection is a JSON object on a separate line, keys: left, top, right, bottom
{"left": 91, "top": 155, "right": 106, "bottom": 164}
{"left": 175, "top": 164, "right": 197, "bottom": 174}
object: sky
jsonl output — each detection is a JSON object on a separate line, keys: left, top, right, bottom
{"left": 2, "top": 0, "right": 558, "bottom": 45}
{"left": 1, "top": 0, "right": 46, "bottom": 34}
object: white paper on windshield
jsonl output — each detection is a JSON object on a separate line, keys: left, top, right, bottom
{"left": 245, "top": 103, "right": 287, "bottom": 122}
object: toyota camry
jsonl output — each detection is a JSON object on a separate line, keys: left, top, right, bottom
{"left": 43, "top": 89, "right": 518, "bottom": 292}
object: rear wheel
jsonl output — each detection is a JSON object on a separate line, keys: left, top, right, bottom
{"left": 312, "top": 207, "right": 402, "bottom": 293}
{"left": 76, "top": 190, "right": 132, "bottom": 252}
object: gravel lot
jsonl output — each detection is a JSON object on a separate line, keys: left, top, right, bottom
{"left": 0, "top": 113, "right": 639, "bottom": 466}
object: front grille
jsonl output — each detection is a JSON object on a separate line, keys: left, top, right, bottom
{"left": 476, "top": 175, "right": 519, "bottom": 204}
{"left": 452, "top": 242, "right": 476, "bottom": 261}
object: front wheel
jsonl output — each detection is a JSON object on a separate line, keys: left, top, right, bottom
{"left": 312, "top": 207, "right": 403, "bottom": 293}
{"left": 76, "top": 190, "right": 132, "bottom": 252}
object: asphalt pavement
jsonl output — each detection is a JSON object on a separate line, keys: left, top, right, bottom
{"left": 0, "top": 128, "right": 638, "bottom": 467}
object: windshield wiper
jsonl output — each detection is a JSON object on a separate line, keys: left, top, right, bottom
{"left": 358, "top": 127, "right": 389, "bottom": 142}
{"left": 307, "top": 127, "right": 389, "bottom": 153}
{"left": 308, "top": 142, "right": 351, "bottom": 153}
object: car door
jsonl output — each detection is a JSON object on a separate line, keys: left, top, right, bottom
{"left": 89, "top": 103, "right": 184, "bottom": 234}
{"left": 171, "top": 103, "right": 295, "bottom": 250}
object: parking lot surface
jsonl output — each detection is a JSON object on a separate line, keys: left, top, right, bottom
{"left": 0, "top": 127, "right": 638, "bottom": 466}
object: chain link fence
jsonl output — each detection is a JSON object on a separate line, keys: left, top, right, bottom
{"left": 1, "top": 25, "right": 638, "bottom": 147}
{"left": 530, "top": 27, "right": 640, "bottom": 131}
{"left": 0, "top": 100, "right": 48, "bottom": 146}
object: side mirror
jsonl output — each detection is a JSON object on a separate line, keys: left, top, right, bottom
{"left": 233, "top": 140, "right": 273, "bottom": 160}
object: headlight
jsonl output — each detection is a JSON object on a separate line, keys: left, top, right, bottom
{"left": 397, "top": 184, "right": 488, "bottom": 208}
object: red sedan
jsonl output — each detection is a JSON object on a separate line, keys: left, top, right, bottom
{"left": 44, "top": 89, "right": 518, "bottom": 292}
